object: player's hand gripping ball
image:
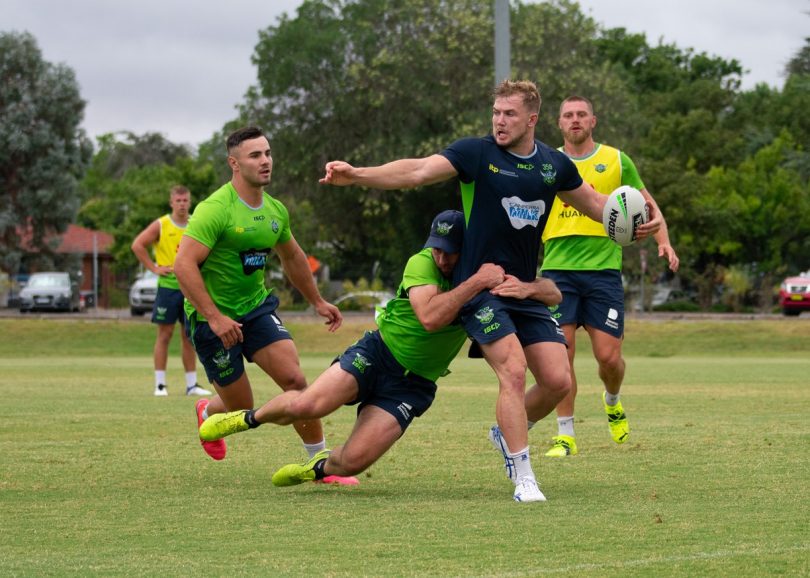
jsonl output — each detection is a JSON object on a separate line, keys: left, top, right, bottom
{"left": 602, "top": 185, "right": 649, "bottom": 246}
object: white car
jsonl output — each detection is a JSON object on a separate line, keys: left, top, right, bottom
{"left": 333, "top": 291, "right": 395, "bottom": 311}
{"left": 129, "top": 271, "right": 158, "bottom": 316}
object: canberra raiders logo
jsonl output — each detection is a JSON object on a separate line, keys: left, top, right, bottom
{"left": 474, "top": 306, "right": 495, "bottom": 324}
{"left": 213, "top": 349, "right": 230, "bottom": 368}
{"left": 435, "top": 220, "right": 454, "bottom": 236}
{"left": 352, "top": 353, "right": 371, "bottom": 374}
{"left": 540, "top": 163, "right": 556, "bottom": 185}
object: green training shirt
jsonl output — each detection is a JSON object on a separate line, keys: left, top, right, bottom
{"left": 377, "top": 248, "right": 468, "bottom": 382}
{"left": 183, "top": 182, "right": 291, "bottom": 321}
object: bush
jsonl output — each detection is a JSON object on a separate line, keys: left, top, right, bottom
{"left": 652, "top": 300, "right": 701, "bottom": 312}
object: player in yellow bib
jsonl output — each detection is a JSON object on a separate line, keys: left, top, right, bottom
{"left": 131, "top": 185, "right": 209, "bottom": 398}
{"left": 538, "top": 96, "right": 679, "bottom": 456}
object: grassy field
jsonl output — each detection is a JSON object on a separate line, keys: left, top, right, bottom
{"left": 0, "top": 317, "right": 808, "bottom": 576}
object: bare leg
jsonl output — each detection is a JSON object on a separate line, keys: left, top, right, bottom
{"left": 251, "top": 340, "right": 323, "bottom": 445}
{"left": 523, "top": 341, "right": 572, "bottom": 422}
{"left": 480, "top": 334, "right": 528, "bottom": 454}
{"left": 324, "top": 406, "right": 402, "bottom": 477}
{"left": 153, "top": 323, "right": 174, "bottom": 371}
{"left": 254, "top": 363, "right": 359, "bottom": 426}
{"left": 552, "top": 324, "right": 578, "bottom": 418}
{"left": 586, "top": 326, "right": 625, "bottom": 395}
{"left": 179, "top": 327, "right": 196, "bottom": 373}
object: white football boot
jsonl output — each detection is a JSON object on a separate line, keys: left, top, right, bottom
{"left": 513, "top": 477, "right": 546, "bottom": 503}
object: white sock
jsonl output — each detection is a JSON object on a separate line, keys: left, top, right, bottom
{"left": 185, "top": 372, "right": 197, "bottom": 390}
{"left": 155, "top": 370, "right": 166, "bottom": 388}
{"left": 605, "top": 391, "right": 620, "bottom": 407}
{"left": 303, "top": 440, "right": 326, "bottom": 458}
{"left": 508, "top": 446, "right": 535, "bottom": 483}
{"left": 201, "top": 406, "right": 209, "bottom": 420}
{"left": 557, "top": 416, "right": 575, "bottom": 437}
{"left": 527, "top": 420, "right": 537, "bottom": 431}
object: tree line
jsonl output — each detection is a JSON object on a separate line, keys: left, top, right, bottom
{"left": 2, "top": 0, "right": 808, "bottom": 311}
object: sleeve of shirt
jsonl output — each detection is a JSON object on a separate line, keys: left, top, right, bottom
{"left": 185, "top": 197, "right": 226, "bottom": 249}
{"left": 274, "top": 198, "right": 293, "bottom": 245}
{"left": 556, "top": 152, "right": 584, "bottom": 191}
{"left": 620, "top": 151, "right": 645, "bottom": 190}
{"left": 401, "top": 250, "right": 440, "bottom": 292}
{"left": 440, "top": 137, "right": 482, "bottom": 183}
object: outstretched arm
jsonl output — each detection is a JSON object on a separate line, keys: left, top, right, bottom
{"left": 410, "top": 263, "right": 505, "bottom": 332}
{"left": 320, "top": 155, "right": 458, "bottom": 190}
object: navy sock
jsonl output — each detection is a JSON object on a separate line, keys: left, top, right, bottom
{"left": 244, "top": 410, "right": 260, "bottom": 429}
{"left": 312, "top": 458, "right": 327, "bottom": 480}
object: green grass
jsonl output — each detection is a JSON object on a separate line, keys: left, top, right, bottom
{"left": 0, "top": 318, "right": 808, "bottom": 576}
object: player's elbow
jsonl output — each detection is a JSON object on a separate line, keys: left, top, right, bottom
{"left": 418, "top": 314, "right": 448, "bottom": 333}
{"left": 173, "top": 257, "right": 191, "bottom": 282}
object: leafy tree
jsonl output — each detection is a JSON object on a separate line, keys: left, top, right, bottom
{"left": 229, "top": 0, "right": 806, "bottom": 311}
{"left": 0, "top": 31, "right": 92, "bottom": 274}
{"left": 512, "top": 1, "right": 639, "bottom": 146}
{"left": 77, "top": 132, "right": 217, "bottom": 274}
{"left": 81, "top": 131, "right": 192, "bottom": 190}
{"left": 686, "top": 132, "right": 810, "bottom": 307}
{"left": 785, "top": 36, "right": 810, "bottom": 77}
{"left": 241, "top": 0, "right": 497, "bottom": 285}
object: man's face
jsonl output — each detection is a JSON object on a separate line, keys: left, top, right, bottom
{"left": 431, "top": 248, "right": 460, "bottom": 278}
{"left": 169, "top": 193, "right": 191, "bottom": 217}
{"left": 491, "top": 95, "right": 537, "bottom": 149}
{"left": 558, "top": 100, "right": 596, "bottom": 146}
{"left": 230, "top": 136, "right": 273, "bottom": 187}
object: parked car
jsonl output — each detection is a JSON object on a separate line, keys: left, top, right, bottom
{"left": 18, "top": 272, "right": 81, "bottom": 313}
{"left": 333, "top": 291, "right": 395, "bottom": 311}
{"left": 6, "top": 274, "right": 29, "bottom": 308}
{"left": 129, "top": 271, "right": 158, "bottom": 316}
{"left": 778, "top": 271, "right": 810, "bottom": 316}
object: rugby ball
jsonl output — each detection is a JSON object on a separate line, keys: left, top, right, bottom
{"left": 602, "top": 185, "right": 649, "bottom": 246}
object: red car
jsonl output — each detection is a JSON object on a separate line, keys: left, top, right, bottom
{"left": 779, "top": 272, "right": 810, "bottom": 316}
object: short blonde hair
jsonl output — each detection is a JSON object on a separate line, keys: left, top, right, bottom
{"left": 559, "top": 95, "right": 594, "bottom": 117}
{"left": 493, "top": 80, "right": 541, "bottom": 114}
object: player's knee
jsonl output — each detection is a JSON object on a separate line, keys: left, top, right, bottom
{"left": 276, "top": 374, "right": 307, "bottom": 392}
{"left": 155, "top": 332, "right": 173, "bottom": 346}
{"left": 498, "top": 365, "right": 527, "bottom": 392}
{"left": 285, "top": 394, "right": 319, "bottom": 419}
{"left": 548, "top": 373, "right": 572, "bottom": 399}
{"left": 335, "top": 448, "right": 372, "bottom": 476}
{"left": 596, "top": 351, "right": 624, "bottom": 373}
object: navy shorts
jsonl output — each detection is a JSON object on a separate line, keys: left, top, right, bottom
{"left": 459, "top": 291, "right": 566, "bottom": 347}
{"left": 336, "top": 331, "right": 437, "bottom": 432}
{"left": 151, "top": 287, "right": 185, "bottom": 325}
{"left": 542, "top": 270, "right": 624, "bottom": 338}
{"left": 186, "top": 295, "right": 292, "bottom": 386}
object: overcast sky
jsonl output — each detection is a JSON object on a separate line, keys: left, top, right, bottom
{"left": 4, "top": 0, "right": 808, "bottom": 147}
